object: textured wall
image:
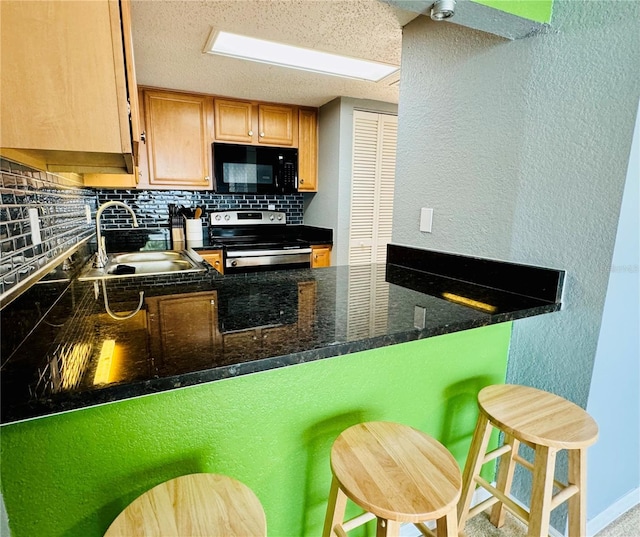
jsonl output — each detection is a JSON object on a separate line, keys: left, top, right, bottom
{"left": 394, "top": 0, "right": 640, "bottom": 528}
{"left": 1, "top": 324, "right": 510, "bottom": 537}
{"left": 587, "top": 101, "right": 639, "bottom": 525}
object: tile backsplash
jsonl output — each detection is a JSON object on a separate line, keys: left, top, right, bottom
{"left": 95, "top": 190, "right": 305, "bottom": 229}
{"left": 1, "top": 157, "right": 306, "bottom": 303}
{"left": 0, "top": 158, "right": 95, "bottom": 300}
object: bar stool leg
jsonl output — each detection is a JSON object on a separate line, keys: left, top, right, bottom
{"left": 567, "top": 448, "right": 587, "bottom": 537}
{"left": 527, "top": 445, "right": 557, "bottom": 537}
{"left": 323, "top": 476, "right": 349, "bottom": 537}
{"left": 376, "top": 518, "right": 401, "bottom": 537}
{"left": 436, "top": 510, "right": 458, "bottom": 537}
{"left": 458, "top": 413, "right": 493, "bottom": 529}
{"left": 490, "top": 434, "right": 521, "bottom": 528}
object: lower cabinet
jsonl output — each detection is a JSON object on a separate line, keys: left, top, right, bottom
{"left": 200, "top": 250, "right": 224, "bottom": 274}
{"left": 146, "top": 291, "right": 220, "bottom": 374}
{"left": 311, "top": 245, "right": 332, "bottom": 268}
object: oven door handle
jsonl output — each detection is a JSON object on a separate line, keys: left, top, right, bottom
{"left": 226, "top": 248, "right": 312, "bottom": 258}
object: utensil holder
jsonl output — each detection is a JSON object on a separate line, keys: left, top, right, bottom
{"left": 185, "top": 218, "right": 203, "bottom": 247}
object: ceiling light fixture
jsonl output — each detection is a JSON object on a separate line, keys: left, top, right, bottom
{"left": 203, "top": 30, "right": 399, "bottom": 82}
{"left": 430, "top": 0, "right": 456, "bottom": 21}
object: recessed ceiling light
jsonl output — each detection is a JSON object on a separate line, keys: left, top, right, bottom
{"left": 203, "top": 30, "right": 399, "bottom": 83}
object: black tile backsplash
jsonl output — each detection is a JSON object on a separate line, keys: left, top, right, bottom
{"left": 95, "top": 190, "right": 305, "bottom": 228}
{"left": 0, "top": 158, "right": 95, "bottom": 301}
{"left": 0, "top": 157, "right": 306, "bottom": 306}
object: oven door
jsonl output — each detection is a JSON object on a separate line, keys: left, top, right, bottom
{"left": 225, "top": 247, "right": 312, "bottom": 273}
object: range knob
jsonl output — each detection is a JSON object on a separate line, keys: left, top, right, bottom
{"left": 215, "top": 214, "right": 221, "bottom": 221}
{"left": 277, "top": 214, "right": 283, "bottom": 220}
{"left": 270, "top": 215, "right": 275, "bottom": 221}
{"left": 231, "top": 260, "right": 238, "bottom": 267}
{"left": 224, "top": 214, "right": 231, "bottom": 221}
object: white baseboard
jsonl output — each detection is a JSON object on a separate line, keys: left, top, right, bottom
{"left": 586, "top": 488, "right": 640, "bottom": 537}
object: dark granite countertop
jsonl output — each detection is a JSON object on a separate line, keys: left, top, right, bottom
{"left": 0, "top": 240, "right": 562, "bottom": 424}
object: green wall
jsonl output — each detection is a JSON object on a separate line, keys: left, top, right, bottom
{"left": 1, "top": 323, "right": 511, "bottom": 537}
{"left": 472, "top": 0, "right": 553, "bottom": 23}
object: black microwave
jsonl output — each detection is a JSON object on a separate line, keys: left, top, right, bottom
{"left": 212, "top": 142, "right": 298, "bottom": 194}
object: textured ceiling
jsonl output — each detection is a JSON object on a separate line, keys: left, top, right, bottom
{"left": 130, "top": 0, "right": 420, "bottom": 107}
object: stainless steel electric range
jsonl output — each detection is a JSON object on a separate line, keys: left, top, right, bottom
{"left": 208, "top": 210, "right": 311, "bottom": 273}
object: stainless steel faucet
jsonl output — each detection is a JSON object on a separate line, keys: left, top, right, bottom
{"left": 93, "top": 201, "right": 139, "bottom": 268}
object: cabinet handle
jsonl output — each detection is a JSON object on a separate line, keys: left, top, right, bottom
{"left": 210, "top": 300, "right": 215, "bottom": 305}
{"left": 214, "top": 260, "right": 219, "bottom": 265}
{"left": 248, "top": 130, "right": 253, "bottom": 136}
{"left": 140, "top": 131, "right": 146, "bottom": 144}
{"left": 300, "top": 179, "right": 304, "bottom": 184}
{"left": 259, "top": 132, "right": 265, "bottom": 137}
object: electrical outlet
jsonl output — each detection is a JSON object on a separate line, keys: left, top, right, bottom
{"left": 420, "top": 208, "right": 433, "bottom": 233}
{"left": 28, "top": 208, "right": 42, "bottom": 245}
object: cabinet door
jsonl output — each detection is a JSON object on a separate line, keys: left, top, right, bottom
{"left": 298, "top": 108, "right": 318, "bottom": 191}
{"left": 144, "top": 90, "right": 213, "bottom": 188}
{"left": 200, "top": 251, "right": 224, "bottom": 274}
{"left": 258, "top": 104, "right": 296, "bottom": 146}
{"left": 120, "top": 0, "right": 141, "bottom": 162}
{"left": 0, "top": 0, "right": 134, "bottom": 173}
{"left": 311, "top": 245, "right": 332, "bottom": 268}
{"left": 147, "top": 291, "right": 219, "bottom": 373}
{"left": 214, "top": 99, "right": 254, "bottom": 143}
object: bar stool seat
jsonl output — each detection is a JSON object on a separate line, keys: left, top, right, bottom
{"left": 457, "top": 384, "right": 599, "bottom": 537}
{"left": 104, "top": 473, "right": 266, "bottom": 537}
{"left": 323, "top": 421, "right": 462, "bottom": 537}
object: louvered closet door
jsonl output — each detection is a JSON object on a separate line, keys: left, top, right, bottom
{"left": 346, "top": 111, "right": 397, "bottom": 339}
{"left": 348, "top": 111, "right": 398, "bottom": 265}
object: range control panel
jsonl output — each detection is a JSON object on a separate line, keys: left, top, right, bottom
{"left": 209, "top": 210, "right": 287, "bottom": 226}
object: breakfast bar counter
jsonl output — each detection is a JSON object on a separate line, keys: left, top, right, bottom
{"left": 0, "top": 243, "right": 563, "bottom": 424}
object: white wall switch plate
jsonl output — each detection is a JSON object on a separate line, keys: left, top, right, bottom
{"left": 420, "top": 208, "right": 433, "bottom": 233}
{"left": 268, "top": 204, "right": 276, "bottom": 211}
{"left": 414, "top": 306, "right": 427, "bottom": 329}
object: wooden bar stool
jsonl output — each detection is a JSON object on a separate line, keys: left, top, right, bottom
{"left": 457, "top": 384, "right": 599, "bottom": 537}
{"left": 322, "top": 421, "right": 462, "bottom": 537}
{"left": 104, "top": 473, "right": 266, "bottom": 537}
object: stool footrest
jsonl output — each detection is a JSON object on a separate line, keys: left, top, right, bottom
{"left": 551, "top": 484, "right": 579, "bottom": 510}
{"left": 341, "top": 511, "right": 376, "bottom": 532}
{"left": 413, "top": 521, "right": 436, "bottom": 537}
{"left": 467, "top": 495, "right": 501, "bottom": 519}
{"left": 513, "top": 453, "right": 568, "bottom": 493}
{"left": 483, "top": 443, "right": 512, "bottom": 465}
{"left": 474, "top": 476, "right": 530, "bottom": 524}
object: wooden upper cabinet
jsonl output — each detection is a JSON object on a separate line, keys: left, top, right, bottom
{"left": 0, "top": 0, "right": 137, "bottom": 174}
{"left": 213, "top": 99, "right": 254, "bottom": 144}
{"left": 258, "top": 104, "right": 295, "bottom": 146}
{"left": 142, "top": 89, "right": 213, "bottom": 189}
{"left": 298, "top": 108, "right": 318, "bottom": 192}
{"left": 214, "top": 99, "right": 297, "bottom": 146}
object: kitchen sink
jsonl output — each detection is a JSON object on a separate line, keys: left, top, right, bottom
{"left": 78, "top": 250, "right": 206, "bottom": 281}
{"left": 111, "top": 251, "right": 184, "bottom": 264}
